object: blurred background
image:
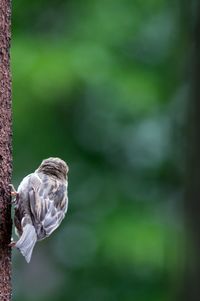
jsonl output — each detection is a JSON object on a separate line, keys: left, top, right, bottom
{"left": 11, "top": 0, "right": 190, "bottom": 301}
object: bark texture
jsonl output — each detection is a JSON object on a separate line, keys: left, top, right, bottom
{"left": 0, "top": 0, "right": 12, "bottom": 300}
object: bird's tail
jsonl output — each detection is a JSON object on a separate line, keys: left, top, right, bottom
{"left": 15, "top": 224, "right": 37, "bottom": 263}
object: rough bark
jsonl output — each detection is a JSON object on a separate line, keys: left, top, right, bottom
{"left": 0, "top": 0, "right": 12, "bottom": 300}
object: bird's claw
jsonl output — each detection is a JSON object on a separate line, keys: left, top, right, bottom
{"left": 9, "top": 241, "right": 16, "bottom": 248}
{"left": 9, "top": 184, "right": 18, "bottom": 196}
{"left": 9, "top": 184, "right": 19, "bottom": 205}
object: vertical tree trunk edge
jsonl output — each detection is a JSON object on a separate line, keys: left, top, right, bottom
{"left": 0, "top": 0, "right": 12, "bottom": 300}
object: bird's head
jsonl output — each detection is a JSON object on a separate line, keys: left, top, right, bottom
{"left": 37, "top": 157, "right": 69, "bottom": 180}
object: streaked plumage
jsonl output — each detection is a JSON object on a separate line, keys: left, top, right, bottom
{"left": 13, "top": 157, "right": 69, "bottom": 263}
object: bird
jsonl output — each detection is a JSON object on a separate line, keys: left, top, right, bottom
{"left": 10, "top": 157, "right": 69, "bottom": 263}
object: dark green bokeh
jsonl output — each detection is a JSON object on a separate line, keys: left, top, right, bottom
{"left": 12, "top": 1, "right": 184, "bottom": 300}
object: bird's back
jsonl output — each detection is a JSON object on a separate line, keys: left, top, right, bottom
{"left": 15, "top": 172, "right": 68, "bottom": 240}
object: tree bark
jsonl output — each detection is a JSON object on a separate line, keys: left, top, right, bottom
{"left": 0, "top": 0, "right": 12, "bottom": 300}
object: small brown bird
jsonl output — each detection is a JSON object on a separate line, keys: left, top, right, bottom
{"left": 11, "top": 157, "right": 69, "bottom": 263}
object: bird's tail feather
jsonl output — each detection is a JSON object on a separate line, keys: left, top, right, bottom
{"left": 15, "top": 224, "right": 37, "bottom": 263}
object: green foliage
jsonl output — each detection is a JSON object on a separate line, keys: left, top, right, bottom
{"left": 12, "top": 0, "right": 184, "bottom": 300}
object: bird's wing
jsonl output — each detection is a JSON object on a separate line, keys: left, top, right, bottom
{"left": 15, "top": 173, "right": 41, "bottom": 235}
{"left": 28, "top": 173, "right": 68, "bottom": 237}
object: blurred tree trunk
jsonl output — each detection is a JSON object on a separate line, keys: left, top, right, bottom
{"left": 182, "top": 1, "right": 200, "bottom": 300}
{"left": 0, "top": 0, "right": 12, "bottom": 300}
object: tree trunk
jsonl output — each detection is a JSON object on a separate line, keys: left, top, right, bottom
{"left": 0, "top": 0, "right": 12, "bottom": 300}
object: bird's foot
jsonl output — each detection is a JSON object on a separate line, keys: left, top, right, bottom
{"left": 9, "top": 184, "right": 18, "bottom": 196}
{"left": 8, "top": 241, "right": 16, "bottom": 248}
{"left": 9, "top": 184, "right": 19, "bottom": 205}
